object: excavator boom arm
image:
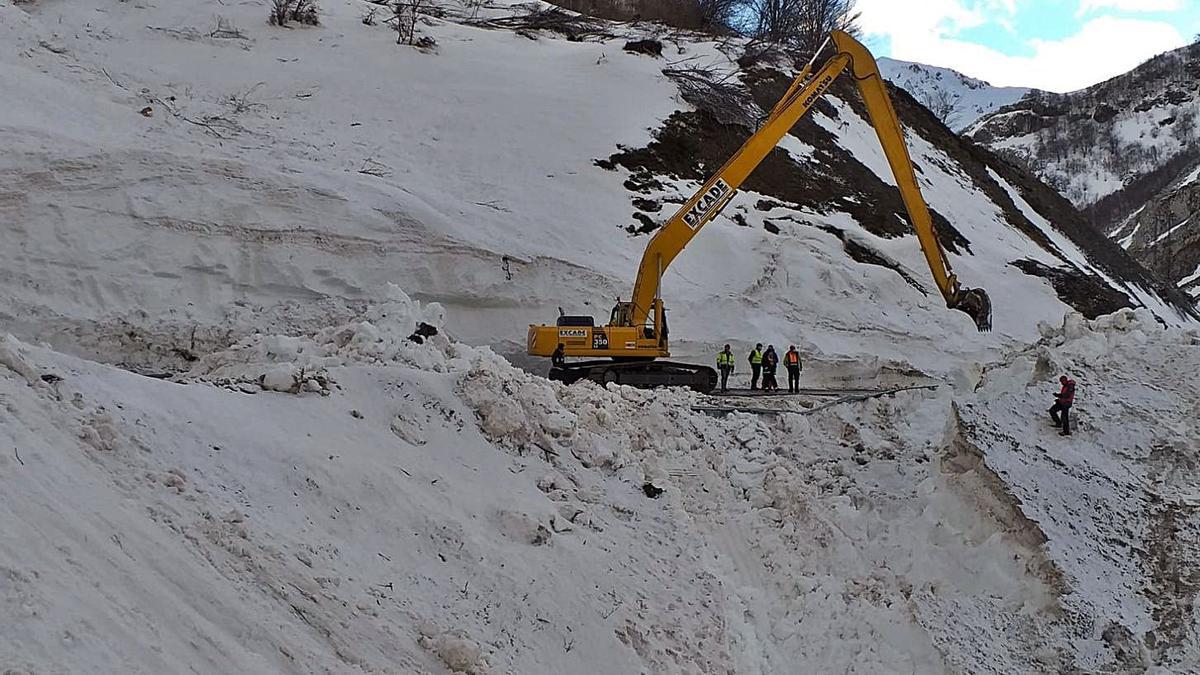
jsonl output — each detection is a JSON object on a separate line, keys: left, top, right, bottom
{"left": 830, "top": 33, "right": 958, "bottom": 303}
{"left": 626, "top": 30, "right": 991, "bottom": 331}
{"left": 627, "top": 53, "right": 851, "bottom": 327}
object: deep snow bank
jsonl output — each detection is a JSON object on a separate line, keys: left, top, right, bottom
{"left": 3, "top": 286, "right": 1197, "bottom": 673}
{"left": 958, "top": 308, "right": 1200, "bottom": 671}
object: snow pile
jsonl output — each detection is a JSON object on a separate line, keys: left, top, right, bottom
{"left": 957, "top": 308, "right": 1200, "bottom": 670}
{"left": 183, "top": 284, "right": 454, "bottom": 393}
{"left": 2, "top": 286, "right": 1199, "bottom": 671}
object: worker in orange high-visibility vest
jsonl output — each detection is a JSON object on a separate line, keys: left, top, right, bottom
{"left": 784, "top": 345, "right": 802, "bottom": 393}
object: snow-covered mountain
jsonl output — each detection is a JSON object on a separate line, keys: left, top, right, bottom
{"left": 2, "top": 0, "right": 1199, "bottom": 672}
{"left": 968, "top": 42, "right": 1200, "bottom": 296}
{"left": 1110, "top": 164, "right": 1200, "bottom": 299}
{"left": 878, "top": 57, "right": 1033, "bottom": 133}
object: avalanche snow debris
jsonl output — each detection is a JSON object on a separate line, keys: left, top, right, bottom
{"left": 1, "top": 0, "right": 1199, "bottom": 670}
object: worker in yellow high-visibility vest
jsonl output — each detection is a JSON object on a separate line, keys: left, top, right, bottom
{"left": 748, "top": 343, "right": 764, "bottom": 390}
{"left": 716, "top": 344, "right": 735, "bottom": 392}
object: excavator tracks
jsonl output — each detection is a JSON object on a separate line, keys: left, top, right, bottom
{"left": 549, "top": 360, "right": 718, "bottom": 393}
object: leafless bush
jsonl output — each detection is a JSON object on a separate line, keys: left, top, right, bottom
{"left": 458, "top": 0, "right": 485, "bottom": 20}
{"left": 390, "top": 0, "right": 431, "bottom": 45}
{"left": 736, "top": 40, "right": 787, "bottom": 68}
{"left": 359, "top": 157, "right": 393, "bottom": 177}
{"left": 224, "top": 83, "right": 267, "bottom": 115}
{"left": 269, "top": 0, "right": 320, "bottom": 27}
{"left": 919, "top": 87, "right": 958, "bottom": 127}
{"left": 292, "top": 0, "right": 320, "bottom": 25}
{"left": 362, "top": 6, "right": 379, "bottom": 25}
{"left": 147, "top": 24, "right": 205, "bottom": 41}
{"left": 547, "top": 0, "right": 702, "bottom": 29}
{"left": 475, "top": 7, "right": 611, "bottom": 41}
{"left": 270, "top": 0, "right": 290, "bottom": 26}
{"left": 741, "top": 0, "right": 859, "bottom": 56}
{"left": 697, "top": 0, "right": 741, "bottom": 32}
{"left": 209, "top": 15, "right": 247, "bottom": 39}
{"left": 663, "top": 65, "right": 759, "bottom": 128}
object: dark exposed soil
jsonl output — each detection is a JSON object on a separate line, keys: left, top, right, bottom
{"left": 623, "top": 39, "right": 662, "bottom": 57}
{"left": 817, "top": 225, "right": 928, "bottom": 295}
{"left": 600, "top": 75, "right": 972, "bottom": 255}
{"left": 1010, "top": 259, "right": 1133, "bottom": 319}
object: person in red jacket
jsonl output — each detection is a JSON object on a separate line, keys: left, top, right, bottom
{"left": 1049, "top": 375, "right": 1075, "bottom": 436}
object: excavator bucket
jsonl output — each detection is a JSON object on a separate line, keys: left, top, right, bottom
{"left": 952, "top": 288, "right": 993, "bottom": 332}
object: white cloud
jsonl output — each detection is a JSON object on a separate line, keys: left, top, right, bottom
{"left": 1078, "top": 0, "right": 1184, "bottom": 16}
{"left": 857, "top": 1, "right": 1187, "bottom": 92}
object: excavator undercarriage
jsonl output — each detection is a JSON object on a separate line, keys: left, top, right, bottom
{"left": 549, "top": 360, "right": 718, "bottom": 392}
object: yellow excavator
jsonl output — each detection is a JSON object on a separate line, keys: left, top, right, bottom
{"left": 528, "top": 30, "right": 992, "bottom": 392}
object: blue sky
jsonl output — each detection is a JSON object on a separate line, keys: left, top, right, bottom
{"left": 857, "top": 0, "right": 1200, "bottom": 92}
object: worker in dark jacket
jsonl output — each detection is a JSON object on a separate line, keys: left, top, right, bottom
{"left": 716, "top": 344, "right": 735, "bottom": 392}
{"left": 784, "top": 345, "right": 802, "bottom": 393}
{"left": 762, "top": 345, "right": 779, "bottom": 391}
{"left": 551, "top": 343, "right": 566, "bottom": 368}
{"left": 1049, "top": 375, "right": 1075, "bottom": 436}
{"left": 748, "top": 343, "right": 763, "bottom": 390}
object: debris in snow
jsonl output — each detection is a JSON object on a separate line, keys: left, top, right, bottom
{"left": 181, "top": 285, "right": 450, "bottom": 393}
{"left": 622, "top": 39, "right": 662, "bottom": 57}
{"left": 408, "top": 321, "right": 439, "bottom": 344}
{"left": 420, "top": 630, "right": 490, "bottom": 674}
{"left": 0, "top": 336, "right": 45, "bottom": 388}
{"left": 641, "top": 481, "right": 664, "bottom": 498}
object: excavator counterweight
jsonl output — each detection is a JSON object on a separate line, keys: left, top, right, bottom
{"left": 528, "top": 30, "right": 992, "bottom": 391}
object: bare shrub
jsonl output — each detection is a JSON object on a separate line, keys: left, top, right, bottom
{"left": 458, "top": 0, "right": 485, "bottom": 20}
{"left": 474, "top": 6, "right": 610, "bottom": 41}
{"left": 269, "top": 0, "right": 320, "bottom": 27}
{"left": 741, "top": 0, "right": 859, "bottom": 56}
{"left": 547, "top": 0, "right": 699, "bottom": 28}
{"left": 697, "top": 0, "right": 742, "bottom": 32}
{"left": 362, "top": 6, "right": 379, "bottom": 25}
{"left": 737, "top": 40, "right": 788, "bottom": 69}
{"left": 209, "top": 16, "right": 247, "bottom": 39}
{"left": 224, "top": 83, "right": 267, "bottom": 115}
{"left": 919, "top": 87, "right": 958, "bottom": 127}
{"left": 269, "top": 0, "right": 290, "bottom": 26}
{"left": 292, "top": 0, "right": 320, "bottom": 25}
{"left": 663, "top": 65, "right": 760, "bottom": 128}
{"left": 390, "top": 0, "right": 430, "bottom": 45}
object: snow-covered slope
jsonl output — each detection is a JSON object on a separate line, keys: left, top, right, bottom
{"left": 968, "top": 42, "right": 1200, "bottom": 293}
{"left": 3, "top": 0, "right": 1200, "bottom": 671}
{"left": 879, "top": 57, "right": 1032, "bottom": 133}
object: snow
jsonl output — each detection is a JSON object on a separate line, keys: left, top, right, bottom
{"left": 879, "top": 57, "right": 1032, "bottom": 133}
{"left": 2, "top": 0, "right": 1199, "bottom": 670}
{"left": 4, "top": 287, "right": 1199, "bottom": 672}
